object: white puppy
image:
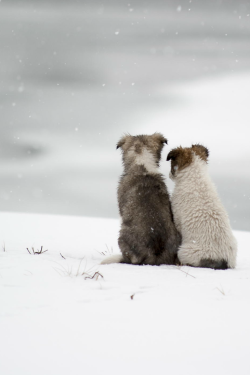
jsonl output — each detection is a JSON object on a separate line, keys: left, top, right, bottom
{"left": 167, "top": 144, "right": 237, "bottom": 269}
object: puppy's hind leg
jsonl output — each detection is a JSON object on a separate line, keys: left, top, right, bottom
{"left": 199, "top": 258, "right": 228, "bottom": 270}
{"left": 100, "top": 254, "right": 124, "bottom": 265}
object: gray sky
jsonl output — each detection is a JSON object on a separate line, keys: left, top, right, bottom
{"left": 0, "top": 0, "right": 250, "bottom": 230}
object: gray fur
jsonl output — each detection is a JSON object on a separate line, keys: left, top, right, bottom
{"left": 103, "top": 133, "right": 181, "bottom": 266}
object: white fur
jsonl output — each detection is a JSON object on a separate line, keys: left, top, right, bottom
{"left": 171, "top": 154, "right": 237, "bottom": 268}
{"left": 100, "top": 254, "right": 123, "bottom": 265}
{"left": 128, "top": 148, "right": 160, "bottom": 174}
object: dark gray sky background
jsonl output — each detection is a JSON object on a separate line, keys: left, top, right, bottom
{"left": 0, "top": 0, "right": 250, "bottom": 230}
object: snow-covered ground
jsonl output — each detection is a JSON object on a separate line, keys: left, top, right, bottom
{"left": 0, "top": 212, "right": 250, "bottom": 375}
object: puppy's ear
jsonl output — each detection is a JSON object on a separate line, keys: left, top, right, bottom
{"left": 116, "top": 138, "right": 124, "bottom": 149}
{"left": 192, "top": 144, "right": 209, "bottom": 161}
{"left": 167, "top": 148, "right": 179, "bottom": 161}
{"left": 163, "top": 138, "right": 168, "bottom": 145}
{"left": 152, "top": 133, "right": 168, "bottom": 145}
{"left": 116, "top": 135, "right": 129, "bottom": 149}
{"left": 167, "top": 148, "right": 183, "bottom": 176}
{"left": 167, "top": 147, "right": 193, "bottom": 172}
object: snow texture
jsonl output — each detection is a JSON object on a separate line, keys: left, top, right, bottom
{"left": 0, "top": 212, "right": 250, "bottom": 375}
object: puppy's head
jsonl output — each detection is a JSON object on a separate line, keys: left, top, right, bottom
{"left": 167, "top": 144, "right": 209, "bottom": 179}
{"left": 117, "top": 133, "right": 168, "bottom": 170}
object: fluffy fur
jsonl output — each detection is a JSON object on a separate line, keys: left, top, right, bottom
{"left": 167, "top": 144, "right": 237, "bottom": 269}
{"left": 101, "top": 133, "right": 181, "bottom": 266}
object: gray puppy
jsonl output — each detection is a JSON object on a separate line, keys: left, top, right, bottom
{"left": 101, "top": 133, "right": 181, "bottom": 265}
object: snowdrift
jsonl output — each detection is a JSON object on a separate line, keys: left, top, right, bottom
{"left": 0, "top": 212, "right": 249, "bottom": 375}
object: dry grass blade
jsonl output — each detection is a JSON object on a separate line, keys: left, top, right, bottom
{"left": 105, "top": 244, "right": 113, "bottom": 254}
{"left": 52, "top": 258, "right": 103, "bottom": 281}
{"left": 26, "top": 246, "right": 48, "bottom": 255}
{"left": 177, "top": 266, "right": 196, "bottom": 279}
{"left": 216, "top": 286, "right": 226, "bottom": 296}
{"left": 95, "top": 244, "right": 114, "bottom": 257}
{"left": 84, "top": 271, "right": 104, "bottom": 281}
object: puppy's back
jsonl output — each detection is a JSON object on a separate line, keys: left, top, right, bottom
{"left": 101, "top": 133, "right": 181, "bottom": 266}
{"left": 167, "top": 145, "right": 237, "bottom": 269}
{"left": 118, "top": 164, "right": 180, "bottom": 265}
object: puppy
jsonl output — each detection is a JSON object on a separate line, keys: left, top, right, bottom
{"left": 101, "top": 133, "right": 181, "bottom": 265}
{"left": 167, "top": 144, "right": 237, "bottom": 269}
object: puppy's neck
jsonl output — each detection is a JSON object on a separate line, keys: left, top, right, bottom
{"left": 126, "top": 148, "right": 160, "bottom": 174}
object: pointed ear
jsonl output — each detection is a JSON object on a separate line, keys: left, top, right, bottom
{"left": 152, "top": 133, "right": 168, "bottom": 145}
{"left": 191, "top": 144, "right": 209, "bottom": 161}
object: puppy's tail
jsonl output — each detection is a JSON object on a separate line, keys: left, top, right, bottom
{"left": 100, "top": 254, "right": 124, "bottom": 265}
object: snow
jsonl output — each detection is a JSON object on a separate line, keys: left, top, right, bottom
{"left": 0, "top": 212, "right": 250, "bottom": 375}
